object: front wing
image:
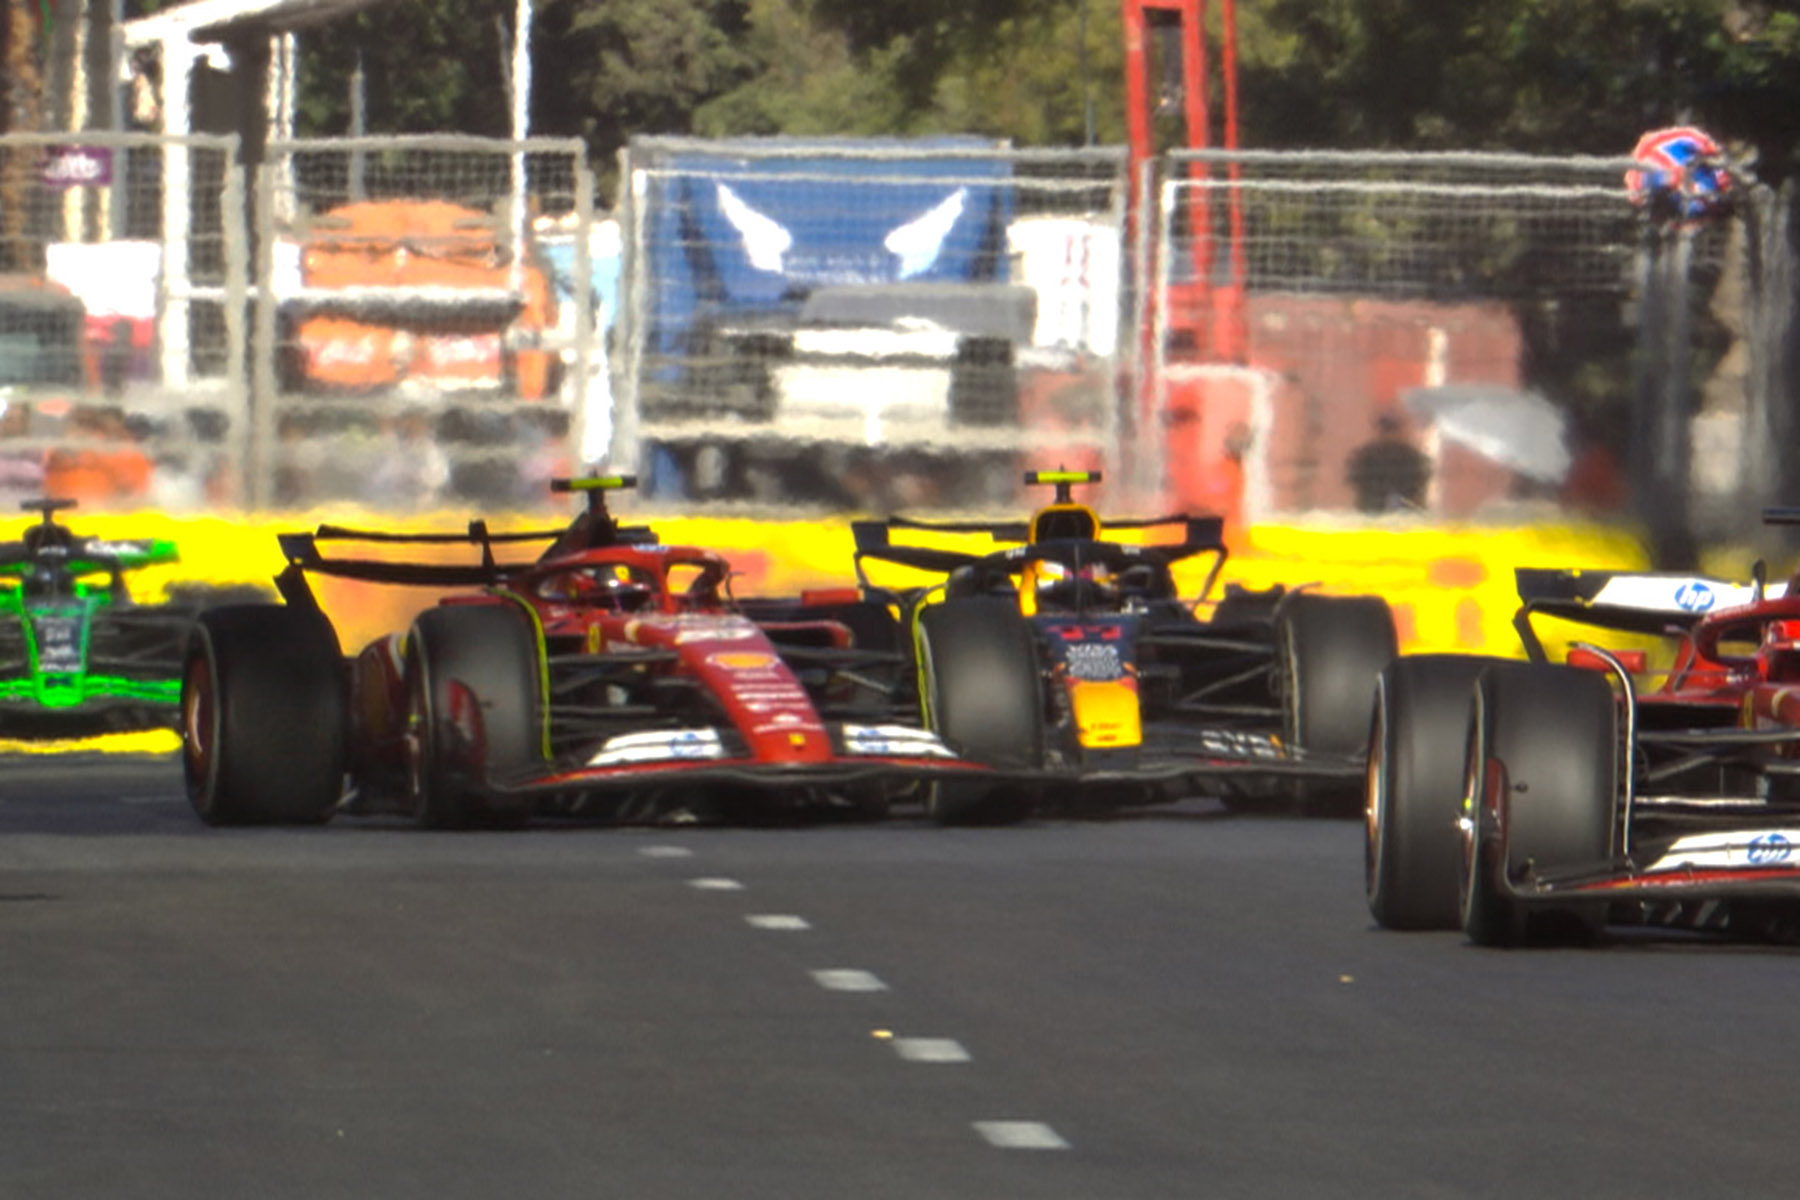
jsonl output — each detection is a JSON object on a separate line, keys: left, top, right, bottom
{"left": 1495, "top": 826, "right": 1800, "bottom": 906}
{"left": 1050, "top": 723, "right": 1364, "bottom": 795}
{"left": 480, "top": 725, "right": 1361, "bottom": 800}
{"left": 0, "top": 679, "right": 180, "bottom": 736}
{"left": 488, "top": 752, "right": 1016, "bottom": 798}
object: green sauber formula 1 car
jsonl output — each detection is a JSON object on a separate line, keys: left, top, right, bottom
{"left": 0, "top": 498, "right": 222, "bottom": 737}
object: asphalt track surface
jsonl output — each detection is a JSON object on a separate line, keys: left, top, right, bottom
{"left": 3, "top": 757, "right": 1796, "bottom": 1200}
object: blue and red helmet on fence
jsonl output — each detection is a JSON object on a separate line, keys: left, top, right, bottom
{"left": 1625, "top": 126, "right": 1733, "bottom": 224}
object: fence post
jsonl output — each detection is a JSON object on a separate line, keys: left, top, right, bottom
{"left": 248, "top": 158, "right": 278, "bottom": 512}
{"left": 571, "top": 159, "right": 596, "bottom": 467}
{"left": 222, "top": 152, "right": 250, "bottom": 509}
{"left": 612, "top": 143, "right": 643, "bottom": 480}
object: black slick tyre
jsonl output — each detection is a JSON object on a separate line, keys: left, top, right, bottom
{"left": 1278, "top": 592, "right": 1399, "bottom": 759}
{"left": 1277, "top": 592, "right": 1398, "bottom": 808}
{"left": 1366, "top": 655, "right": 1503, "bottom": 930}
{"left": 1461, "top": 662, "right": 1617, "bottom": 947}
{"left": 182, "top": 605, "right": 347, "bottom": 826}
{"left": 918, "top": 597, "right": 1043, "bottom": 826}
{"left": 407, "top": 603, "right": 542, "bottom": 830}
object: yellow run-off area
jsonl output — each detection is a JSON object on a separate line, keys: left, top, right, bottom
{"left": 1, "top": 509, "right": 1647, "bottom": 755}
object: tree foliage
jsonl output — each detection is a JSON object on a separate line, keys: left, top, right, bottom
{"left": 259, "top": 0, "right": 1800, "bottom": 185}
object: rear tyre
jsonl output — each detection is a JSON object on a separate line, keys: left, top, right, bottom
{"left": 1366, "top": 655, "right": 1503, "bottom": 930}
{"left": 1277, "top": 592, "right": 1398, "bottom": 810}
{"left": 407, "top": 604, "right": 542, "bottom": 830}
{"left": 918, "top": 598, "right": 1043, "bottom": 826}
{"left": 1461, "top": 663, "right": 1617, "bottom": 947}
{"left": 182, "top": 605, "right": 346, "bottom": 826}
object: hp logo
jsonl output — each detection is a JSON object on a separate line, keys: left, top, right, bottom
{"left": 1673, "top": 581, "right": 1716, "bottom": 613}
{"left": 1747, "top": 833, "right": 1792, "bottom": 866}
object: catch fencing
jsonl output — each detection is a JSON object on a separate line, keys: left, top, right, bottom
{"left": 1144, "top": 149, "right": 1641, "bottom": 525}
{"left": 0, "top": 131, "right": 245, "bottom": 514}
{"left": 249, "top": 135, "right": 599, "bottom": 511}
{"left": 1, "top": 131, "right": 1755, "bottom": 547}
{"left": 1142, "top": 149, "right": 1737, "bottom": 544}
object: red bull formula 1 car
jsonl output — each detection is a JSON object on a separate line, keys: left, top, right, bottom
{"left": 180, "top": 476, "right": 993, "bottom": 828}
{"left": 842, "top": 470, "right": 1398, "bottom": 823}
{"left": 1368, "top": 512, "right": 1800, "bottom": 946}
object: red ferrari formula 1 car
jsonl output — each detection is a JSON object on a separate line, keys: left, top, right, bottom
{"left": 1367, "top": 513, "right": 1800, "bottom": 946}
{"left": 180, "top": 476, "right": 993, "bottom": 828}
{"left": 846, "top": 470, "right": 1398, "bottom": 823}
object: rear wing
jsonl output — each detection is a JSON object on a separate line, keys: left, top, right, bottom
{"left": 852, "top": 513, "right": 1229, "bottom": 598}
{"left": 273, "top": 521, "right": 567, "bottom": 605}
{"left": 1512, "top": 567, "right": 1784, "bottom": 661}
{"left": 274, "top": 474, "right": 658, "bottom": 602}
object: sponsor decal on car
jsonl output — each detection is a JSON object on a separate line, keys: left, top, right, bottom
{"left": 675, "top": 624, "right": 762, "bottom": 644}
{"left": 1587, "top": 574, "right": 1787, "bottom": 615}
{"left": 1067, "top": 679, "right": 1141, "bottom": 749}
{"left": 1062, "top": 641, "right": 1124, "bottom": 682}
{"left": 30, "top": 613, "right": 84, "bottom": 674}
{"left": 1647, "top": 829, "right": 1800, "bottom": 871}
{"left": 79, "top": 539, "right": 157, "bottom": 559}
{"left": 588, "top": 728, "right": 725, "bottom": 766}
{"left": 1196, "top": 728, "right": 1284, "bottom": 761}
{"left": 1748, "top": 832, "right": 1793, "bottom": 865}
{"left": 710, "top": 652, "right": 775, "bottom": 670}
{"left": 841, "top": 724, "right": 955, "bottom": 758}
{"left": 1673, "top": 580, "right": 1716, "bottom": 613}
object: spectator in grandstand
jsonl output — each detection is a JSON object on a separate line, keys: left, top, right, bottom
{"left": 1346, "top": 411, "right": 1432, "bottom": 514}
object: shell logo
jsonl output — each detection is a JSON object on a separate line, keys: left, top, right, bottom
{"left": 712, "top": 652, "right": 775, "bottom": 670}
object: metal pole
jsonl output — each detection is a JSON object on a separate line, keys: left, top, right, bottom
{"left": 508, "top": 0, "right": 531, "bottom": 295}
{"left": 571, "top": 162, "right": 594, "bottom": 465}
{"left": 347, "top": 51, "right": 364, "bottom": 200}
{"left": 160, "top": 39, "right": 195, "bottom": 390}
{"left": 248, "top": 158, "right": 277, "bottom": 510}
{"left": 1079, "top": 0, "right": 1093, "bottom": 147}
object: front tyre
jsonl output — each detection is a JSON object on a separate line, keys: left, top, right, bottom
{"left": 406, "top": 604, "right": 542, "bottom": 830}
{"left": 1461, "top": 662, "right": 1617, "bottom": 947}
{"left": 918, "top": 598, "right": 1043, "bottom": 826}
{"left": 183, "top": 605, "right": 346, "bottom": 826}
{"left": 1278, "top": 592, "right": 1398, "bottom": 808}
{"left": 1366, "top": 655, "right": 1503, "bottom": 930}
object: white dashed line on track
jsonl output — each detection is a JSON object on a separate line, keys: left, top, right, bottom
{"left": 637, "top": 845, "right": 694, "bottom": 859}
{"left": 745, "top": 914, "right": 811, "bottom": 931}
{"left": 810, "top": 969, "right": 888, "bottom": 993}
{"left": 892, "top": 1037, "right": 970, "bottom": 1063}
{"left": 973, "top": 1121, "right": 1070, "bottom": 1150}
{"left": 688, "top": 877, "right": 745, "bottom": 891}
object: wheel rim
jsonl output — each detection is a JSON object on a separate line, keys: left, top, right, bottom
{"left": 404, "top": 653, "right": 430, "bottom": 817}
{"left": 181, "top": 651, "right": 218, "bottom": 810}
{"left": 1363, "top": 695, "right": 1387, "bottom": 906}
{"left": 1279, "top": 616, "right": 1300, "bottom": 747}
{"left": 1457, "top": 699, "right": 1486, "bottom": 929}
{"left": 919, "top": 625, "right": 945, "bottom": 820}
